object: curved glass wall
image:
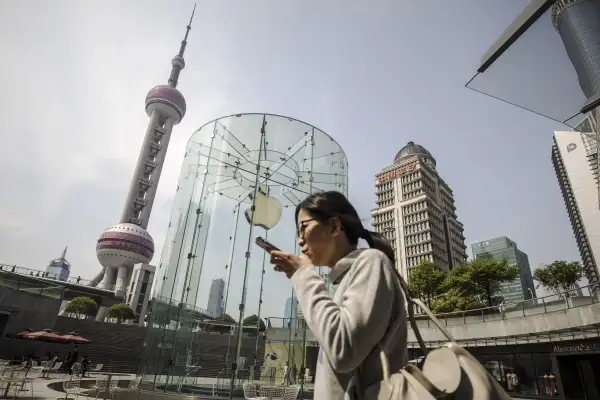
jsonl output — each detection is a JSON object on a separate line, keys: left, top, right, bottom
{"left": 140, "top": 113, "right": 348, "bottom": 398}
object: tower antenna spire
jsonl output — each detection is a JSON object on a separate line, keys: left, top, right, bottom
{"left": 168, "top": 3, "right": 196, "bottom": 88}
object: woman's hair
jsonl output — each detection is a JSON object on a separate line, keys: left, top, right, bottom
{"left": 295, "top": 191, "right": 395, "bottom": 263}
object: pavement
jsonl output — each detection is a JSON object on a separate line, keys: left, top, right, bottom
{"left": 3, "top": 376, "right": 529, "bottom": 400}
{"left": 2, "top": 374, "right": 134, "bottom": 400}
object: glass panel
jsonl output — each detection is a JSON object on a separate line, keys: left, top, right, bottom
{"left": 533, "top": 354, "right": 558, "bottom": 397}
{"left": 474, "top": 354, "right": 503, "bottom": 384}
{"left": 466, "top": 1, "right": 600, "bottom": 130}
{"left": 497, "top": 353, "right": 514, "bottom": 392}
{"left": 142, "top": 114, "right": 348, "bottom": 397}
{"left": 513, "top": 353, "right": 538, "bottom": 396}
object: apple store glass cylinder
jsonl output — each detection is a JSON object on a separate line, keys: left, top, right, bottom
{"left": 140, "top": 113, "right": 348, "bottom": 396}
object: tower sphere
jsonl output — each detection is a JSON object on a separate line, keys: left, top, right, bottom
{"left": 145, "top": 85, "right": 186, "bottom": 123}
{"left": 96, "top": 223, "right": 154, "bottom": 268}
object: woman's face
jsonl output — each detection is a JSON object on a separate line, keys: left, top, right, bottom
{"left": 296, "top": 208, "right": 335, "bottom": 266}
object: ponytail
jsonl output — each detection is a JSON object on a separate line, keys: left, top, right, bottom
{"left": 294, "top": 191, "right": 396, "bottom": 264}
{"left": 362, "top": 229, "right": 396, "bottom": 264}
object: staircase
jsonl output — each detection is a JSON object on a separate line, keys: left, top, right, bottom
{"left": 143, "top": 329, "right": 265, "bottom": 379}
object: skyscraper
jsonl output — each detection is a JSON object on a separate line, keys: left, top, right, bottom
{"left": 45, "top": 246, "right": 70, "bottom": 282}
{"left": 552, "top": 121, "right": 600, "bottom": 291}
{"left": 471, "top": 237, "right": 536, "bottom": 303}
{"left": 552, "top": 0, "right": 600, "bottom": 101}
{"left": 283, "top": 297, "right": 297, "bottom": 326}
{"left": 371, "top": 141, "right": 467, "bottom": 279}
{"left": 207, "top": 278, "right": 225, "bottom": 317}
{"left": 552, "top": 0, "right": 600, "bottom": 133}
{"left": 90, "top": 7, "right": 195, "bottom": 322}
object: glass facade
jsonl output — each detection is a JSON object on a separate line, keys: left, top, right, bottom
{"left": 139, "top": 113, "right": 348, "bottom": 397}
{"left": 552, "top": 0, "right": 600, "bottom": 100}
{"left": 471, "top": 236, "right": 536, "bottom": 303}
{"left": 406, "top": 340, "right": 600, "bottom": 399}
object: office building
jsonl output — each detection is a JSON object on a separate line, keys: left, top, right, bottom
{"left": 283, "top": 297, "right": 297, "bottom": 326}
{"left": 472, "top": 237, "right": 536, "bottom": 303}
{"left": 572, "top": 282, "right": 585, "bottom": 297}
{"left": 45, "top": 246, "right": 70, "bottom": 282}
{"left": 207, "top": 278, "right": 225, "bottom": 317}
{"left": 371, "top": 141, "right": 467, "bottom": 279}
{"left": 125, "top": 263, "right": 156, "bottom": 326}
{"left": 552, "top": 124, "right": 600, "bottom": 291}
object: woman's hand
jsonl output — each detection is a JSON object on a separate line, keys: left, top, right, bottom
{"left": 270, "top": 250, "right": 312, "bottom": 279}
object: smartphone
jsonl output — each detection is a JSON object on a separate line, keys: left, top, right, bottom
{"left": 255, "top": 236, "right": 280, "bottom": 253}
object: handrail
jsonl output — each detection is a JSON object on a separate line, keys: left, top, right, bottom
{"left": 414, "top": 283, "right": 597, "bottom": 319}
{"left": 265, "top": 284, "right": 599, "bottom": 328}
{"left": 0, "top": 263, "right": 116, "bottom": 291}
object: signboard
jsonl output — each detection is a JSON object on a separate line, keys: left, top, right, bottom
{"left": 376, "top": 163, "right": 417, "bottom": 184}
{"left": 553, "top": 343, "right": 597, "bottom": 353}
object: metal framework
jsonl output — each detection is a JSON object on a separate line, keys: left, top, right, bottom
{"left": 140, "top": 113, "right": 348, "bottom": 399}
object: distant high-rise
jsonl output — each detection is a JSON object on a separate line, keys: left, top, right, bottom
{"left": 45, "top": 246, "right": 70, "bottom": 282}
{"left": 207, "top": 278, "right": 225, "bottom": 317}
{"left": 371, "top": 141, "right": 467, "bottom": 278}
{"left": 125, "top": 263, "right": 156, "bottom": 326}
{"left": 283, "top": 297, "right": 296, "bottom": 326}
{"left": 552, "top": 122, "right": 600, "bottom": 291}
{"left": 471, "top": 237, "right": 536, "bottom": 303}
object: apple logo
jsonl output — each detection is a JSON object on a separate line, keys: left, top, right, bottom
{"left": 245, "top": 183, "right": 282, "bottom": 230}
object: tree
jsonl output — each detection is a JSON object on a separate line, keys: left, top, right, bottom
{"left": 243, "top": 314, "right": 266, "bottom": 331}
{"left": 408, "top": 261, "right": 446, "bottom": 308}
{"left": 107, "top": 303, "right": 136, "bottom": 324}
{"left": 534, "top": 261, "right": 583, "bottom": 298}
{"left": 64, "top": 296, "right": 98, "bottom": 319}
{"left": 443, "top": 258, "right": 519, "bottom": 308}
{"left": 216, "top": 313, "right": 236, "bottom": 323}
{"left": 432, "top": 289, "right": 484, "bottom": 313}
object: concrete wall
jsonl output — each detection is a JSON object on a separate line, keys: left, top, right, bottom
{"left": 266, "top": 295, "right": 600, "bottom": 345}
{"left": 0, "top": 316, "right": 147, "bottom": 373}
{"left": 0, "top": 286, "right": 62, "bottom": 336}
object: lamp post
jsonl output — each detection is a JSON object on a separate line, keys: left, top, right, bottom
{"left": 527, "top": 287, "right": 537, "bottom": 305}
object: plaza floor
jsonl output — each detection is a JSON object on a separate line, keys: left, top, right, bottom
{"left": 2, "top": 375, "right": 134, "bottom": 400}
{"left": 4, "top": 376, "right": 528, "bottom": 400}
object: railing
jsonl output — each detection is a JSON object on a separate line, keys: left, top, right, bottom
{"left": 0, "top": 263, "right": 116, "bottom": 292}
{"left": 152, "top": 295, "right": 218, "bottom": 319}
{"left": 265, "top": 284, "right": 599, "bottom": 329}
{"left": 0, "top": 273, "right": 66, "bottom": 300}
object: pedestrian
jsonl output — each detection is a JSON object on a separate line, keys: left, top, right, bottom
{"left": 282, "top": 362, "right": 290, "bottom": 385}
{"left": 511, "top": 373, "right": 520, "bottom": 393}
{"left": 63, "top": 345, "right": 79, "bottom": 374}
{"left": 292, "top": 364, "right": 298, "bottom": 384}
{"left": 80, "top": 356, "right": 90, "bottom": 378}
{"left": 270, "top": 191, "right": 407, "bottom": 399}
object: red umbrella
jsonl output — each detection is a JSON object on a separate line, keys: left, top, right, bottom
{"left": 5, "top": 328, "right": 31, "bottom": 339}
{"left": 16, "top": 329, "right": 67, "bottom": 343}
{"left": 60, "top": 332, "right": 90, "bottom": 344}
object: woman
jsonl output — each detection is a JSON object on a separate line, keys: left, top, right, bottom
{"left": 271, "top": 191, "right": 407, "bottom": 399}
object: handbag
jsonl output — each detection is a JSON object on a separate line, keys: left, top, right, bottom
{"left": 346, "top": 272, "right": 512, "bottom": 400}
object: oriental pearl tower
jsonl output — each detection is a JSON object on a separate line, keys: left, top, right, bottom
{"left": 91, "top": 6, "right": 195, "bottom": 321}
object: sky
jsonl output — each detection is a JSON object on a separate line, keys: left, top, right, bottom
{"left": 0, "top": 0, "right": 591, "bottom": 320}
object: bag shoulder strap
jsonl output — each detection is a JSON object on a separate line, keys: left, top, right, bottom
{"left": 382, "top": 268, "right": 456, "bottom": 354}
